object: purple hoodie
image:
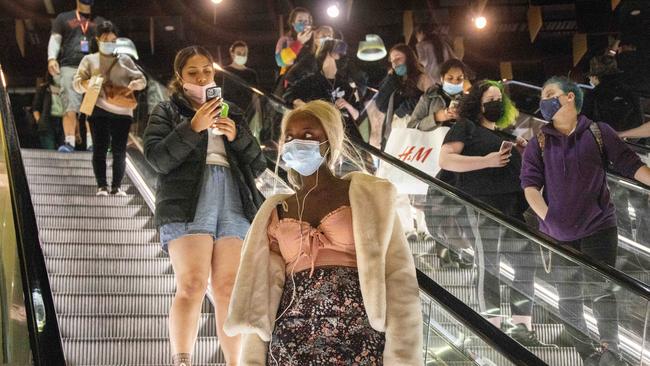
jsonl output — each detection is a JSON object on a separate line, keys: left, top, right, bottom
{"left": 520, "top": 115, "right": 644, "bottom": 241}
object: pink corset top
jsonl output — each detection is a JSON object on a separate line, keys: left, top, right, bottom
{"left": 268, "top": 205, "right": 357, "bottom": 276}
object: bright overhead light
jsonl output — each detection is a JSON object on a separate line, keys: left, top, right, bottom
{"left": 164, "top": 25, "right": 175, "bottom": 31}
{"left": 327, "top": 4, "right": 340, "bottom": 18}
{"left": 211, "top": 0, "right": 223, "bottom": 4}
{"left": 630, "top": 9, "right": 641, "bottom": 16}
{"left": 474, "top": 16, "right": 487, "bottom": 29}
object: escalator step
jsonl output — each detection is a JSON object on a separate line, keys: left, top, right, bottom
{"left": 50, "top": 274, "right": 176, "bottom": 293}
{"left": 28, "top": 183, "right": 137, "bottom": 196}
{"left": 24, "top": 157, "right": 108, "bottom": 168}
{"left": 25, "top": 166, "right": 105, "bottom": 177}
{"left": 37, "top": 216, "right": 154, "bottom": 230}
{"left": 46, "top": 258, "right": 172, "bottom": 275}
{"left": 31, "top": 193, "right": 146, "bottom": 207}
{"left": 58, "top": 313, "right": 217, "bottom": 338}
{"left": 63, "top": 337, "right": 224, "bottom": 364}
{"left": 53, "top": 294, "right": 212, "bottom": 314}
{"left": 42, "top": 243, "right": 164, "bottom": 258}
{"left": 34, "top": 204, "right": 150, "bottom": 218}
{"left": 39, "top": 228, "right": 158, "bottom": 244}
{"left": 21, "top": 148, "right": 94, "bottom": 160}
{"left": 26, "top": 174, "right": 131, "bottom": 186}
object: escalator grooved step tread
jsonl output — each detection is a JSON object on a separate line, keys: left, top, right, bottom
{"left": 53, "top": 293, "right": 213, "bottom": 314}
{"left": 37, "top": 216, "right": 155, "bottom": 230}
{"left": 62, "top": 337, "right": 224, "bottom": 364}
{"left": 31, "top": 193, "right": 146, "bottom": 207}
{"left": 58, "top": 313, "right": 217, "bottom": 338}
{"left": 46, "top": 257, "right": 172, "bottom": 275}
{"left": 28, "top": 183, "right": 138, "bottom": 196}
{"left": 43, "top": 243, "right": 165, "bottom": 259}
{"left": 39, "top": 228, "right": 158, "bottom": 244}
{"left": 33, "top": 204, "right": 151, "bottom": 218}
{"left": 49, "top": 274, "right": 175, "bottom": 292}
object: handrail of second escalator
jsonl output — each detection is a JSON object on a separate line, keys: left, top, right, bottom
{"left": 350, "top": 135, "right": 650, "bottom": 302}
{"left": 0, "top": 65, "right": 66, "bottom": 364}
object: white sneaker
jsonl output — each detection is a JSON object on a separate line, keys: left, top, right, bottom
{"left": 110, "top": 187, "right": 127, "bottom": 196}
{"left": 96, "top": 187, "right": 109, "bottom": 196}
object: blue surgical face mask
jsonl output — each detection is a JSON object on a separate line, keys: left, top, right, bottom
{"left": 98, "top": 41, "right": 116, "bottom": 56}
{"left": 539, "top": 97, "right": 562, "bottom": 121}
{"left": 281, "top": 139, "right": 329, "bottom": 176}
{"left": 293, "top": 22, "right": 307, "bottom": 33}
{"left": 394, "top": 64, "right": 407, "bottom": 77}
{"left": 442, "top": 81, "right": 463, "bottom": 95}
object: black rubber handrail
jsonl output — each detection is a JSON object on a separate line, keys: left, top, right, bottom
{"left": 416, "top": 270, "right": 547, "bottom": 366}
{"left": 350, "top": 136, "right": 650, "bottom": 302}
{"left": 0, "top": 65, "right": 66, "bottom": 364}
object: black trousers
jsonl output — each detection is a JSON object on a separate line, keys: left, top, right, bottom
{"left": 88, "top": 107, "right": 132, "bottom": 189}
{"left": 554, "top": 226, "right": 619, "bottom": 359}
{"left": 473, "top": 193, "right": 536, "bottom": 318}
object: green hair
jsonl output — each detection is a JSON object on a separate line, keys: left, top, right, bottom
{"left": 458, "top": 79, "right": 519, "bottom": 129}
{"left": 543, "top": 76, "right": 584, "bottom": 112}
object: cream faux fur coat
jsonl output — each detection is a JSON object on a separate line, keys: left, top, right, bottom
{"left": 224, "top": 172, "right": 424, "bottom": 365}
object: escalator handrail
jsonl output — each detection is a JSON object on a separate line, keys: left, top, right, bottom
{"left": 350, "top": 136, "right": 650, "bottom": 302}
{"left": 0, "top": 65, "right": 66, "bottom": 364}
{"left": 210, "top": 69, "right": 650, "bottom": 302}
{"left": 416, "top": 270, "right": 547, "bottom": 366}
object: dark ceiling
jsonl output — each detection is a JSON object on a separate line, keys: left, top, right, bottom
{"left": 1, "top": 0, "right": 648, "bottom": 89}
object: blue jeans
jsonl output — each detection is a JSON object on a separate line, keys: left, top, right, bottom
{"left": 160, "top": 165, "right": 250, "bottom": 252}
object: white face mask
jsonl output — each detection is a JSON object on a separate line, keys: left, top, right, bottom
{"left": 234, "top": 55, "right": 247, "bottom": 66}
{"left": 98, "top": 41, "right": 116, "bottom": 55}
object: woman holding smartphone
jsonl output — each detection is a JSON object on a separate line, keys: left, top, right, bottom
{"left": 438, "top": 80, "right": 550, "bottom": 347}
{"left": 143, "top": 46, "right": 266, "bottom": 366}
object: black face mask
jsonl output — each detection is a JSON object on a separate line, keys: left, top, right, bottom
{"left": 482, "top": 100, "right": 504, "bottom": 122}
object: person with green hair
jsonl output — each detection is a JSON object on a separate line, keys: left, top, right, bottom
{"left": 439, "top": 80, "right": 551, "bottom": 347}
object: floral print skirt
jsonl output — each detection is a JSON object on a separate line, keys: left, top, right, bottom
{"left": 267, "top": 266, "right": 386, "bottom": 366}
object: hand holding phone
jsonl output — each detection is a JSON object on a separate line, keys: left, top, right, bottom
{"left": 500, "top": 140, "right": 515, "bottom": 154}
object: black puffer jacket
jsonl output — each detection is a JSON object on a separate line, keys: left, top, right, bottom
{"left": 143, "top": 93, "right": 267, "bottom": 228}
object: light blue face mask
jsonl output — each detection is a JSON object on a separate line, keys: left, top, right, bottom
{"left": 442, "top": 81, "right": 463, "bottom": 95}
{"left": 281, "top": 139, "right": 328, "bottom": 176}
{"left": 394, "top": 64, "right": 407, "bottom": 77}
{"left": 98, "top": 41, "right": 116, "bottom": 55}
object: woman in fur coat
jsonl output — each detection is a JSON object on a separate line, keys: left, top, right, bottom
{"left": 224, "top": 100, "right": 423, "bottom": 365}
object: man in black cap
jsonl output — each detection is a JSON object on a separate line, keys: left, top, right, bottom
{"left": 582, "top": 55, "right": 643, "bottom": 133}
{"left": 582, "top": 54, "right": 648, "bottom": 251}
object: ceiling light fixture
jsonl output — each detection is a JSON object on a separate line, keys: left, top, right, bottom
{"left": 474, "top": 16, "right": 487, "bottom": 29}
{"left": 211, "top": 0, "right": 223, "bottom": 4}
{"left": 327, "top": 3, "right": 340, "bottom": 18}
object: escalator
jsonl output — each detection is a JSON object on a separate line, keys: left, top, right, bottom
{"left": 0, "top": 64, "right": 545, "bottom": 365}
{"left": 3, "top": 61, "right": 650, "bottom": 365}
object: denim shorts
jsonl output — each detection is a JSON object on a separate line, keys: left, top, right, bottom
{"left": 160, "top": 165, "right": 251, "bottom": 252}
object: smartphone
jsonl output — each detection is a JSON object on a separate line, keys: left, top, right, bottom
{"left": 500, "top": 140, "right": 515, "bottom": 154}
{"left": 206, "top": 86, "right": 221, "bottom": 101}
{"left": 449, "top": 99, "right": 459, "bottom": 110}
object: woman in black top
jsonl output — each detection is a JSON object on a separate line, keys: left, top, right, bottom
{"left": 373, "top": 43, "right": 433, "bottom": 147}
{"left": 284, "top": 39, "right": 361, "bottom": 136}
{"left": 439, "top": 80, "right": 547, "bottom": 347}
{"left": 143, "top": 46, "right": 266, "bottom": 366}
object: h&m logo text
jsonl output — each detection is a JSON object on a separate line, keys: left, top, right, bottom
{"left": 397, "top": 146, "right": 433, "bottom": 163}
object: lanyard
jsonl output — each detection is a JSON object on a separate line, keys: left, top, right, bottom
{"left": 76, "top": 11, "right": 90, "bottom": 35}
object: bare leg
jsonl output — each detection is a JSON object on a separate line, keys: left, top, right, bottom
{"left": 62, "top": 111, "right": 77, "bottom": 145}
{"left": 168, "top": 235, "right": 214, "bottom": 359}
{"left": 210, "top": 236, "right": 243, "bottom": 366}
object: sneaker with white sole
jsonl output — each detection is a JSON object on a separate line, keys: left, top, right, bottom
{"left": 57, "top": 143, "right": 75, "bottom": 153}
{"left": 96, "top": 187, "right": 110, "bottom": 196}
{"left": 110, "top": 187, "right": 127, "bottom": 196}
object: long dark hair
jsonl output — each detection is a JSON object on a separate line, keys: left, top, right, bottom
{"left": 415, "top": 23, "right": 445, "bottom": 64}
{"left": 389, "top": 43, "right": 425, "bottom": 93}
{"left": 458, "top": 79, "right": 518, "bottom": 128}
{"left": 168, "top": 46, "right": 215, "bottom": 95}
{"left": 286, "top": 7, "right": 312, "bottom": 39}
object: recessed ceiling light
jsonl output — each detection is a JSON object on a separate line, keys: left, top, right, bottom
{"left": 164, "top": 25, "right": 175, "bottom": 31}
{"left": 630, "top": 9, "right": 641, "bottom": 16}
